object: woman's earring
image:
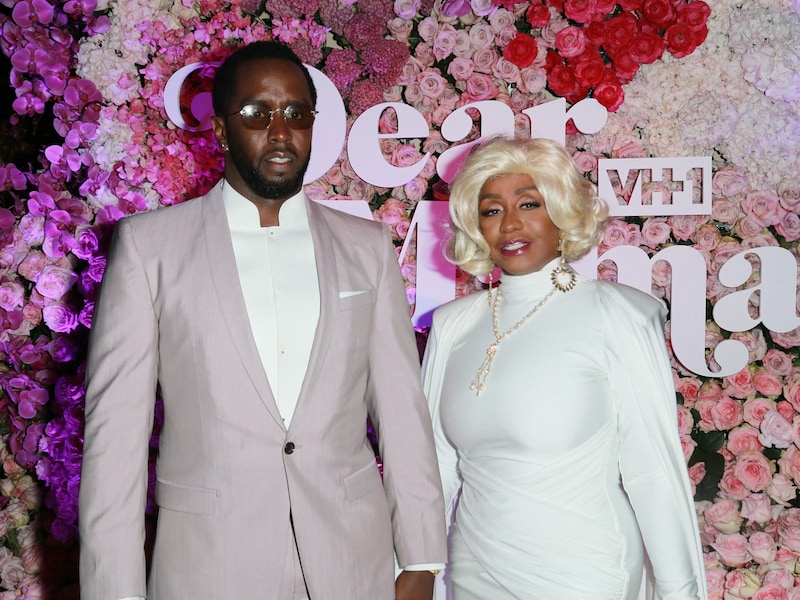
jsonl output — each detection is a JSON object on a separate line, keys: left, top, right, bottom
{"left": 551, "top": 236, "right": 577, "bottom": 293}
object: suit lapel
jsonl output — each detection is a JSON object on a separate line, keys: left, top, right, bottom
{"left": 292, "top": 198, "right": 338, "bottom": 422}
{"left": 200, "top": 182, "right": 285, "bottom": 429}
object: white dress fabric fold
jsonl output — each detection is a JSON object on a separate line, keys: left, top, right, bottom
{"left": 423, "top": 259, "right": 707, "bottom": 600}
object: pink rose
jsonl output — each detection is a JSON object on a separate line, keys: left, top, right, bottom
{"left": 640, "top": 217, "right": 671, "bottom": 248}
{"left": 712, "top": 395, "right": 744, "bottom": 430}
{"left": 695, "top": 397, "right": 717, "bottom": 432}
{"left": 391, "top": 144, "right": 424, "bottom": 169}
{"left": 733, "top": 215, "right": 767, "bottom": 238}
{"left": 488, "top": 7, "right": 515, "bottom": 33}
{"left": 416, "top": 17, "right": 439, "bottom": 42}
{"left": 727, "top": 426, "right": 763, "bottom": 455}
{"left": 734, "top": 451, "right": 774, "bottom": 492}
{"left": 778, "top": 446, "right": 800, "bottom": 487}
{"left": 555, "top": 26, "right": 587, "bottom": 58}
{"left": 706, "top": 567, "right": 727, "bottom": 600}
{"left": 752, "top": 584, "right": 790, "bottom": 600}
{"left": 726, "top": 367, "right": 757, "bottom": 400}
{"left": 777, "top": 508, "right": 800, "bottom": 552}
{"left": 705, "top": 499, "right": 744, "bottom": 534}
{"left": 433, "top": 25, "right": 458, "bottom": 61}
{"left": 676, "top": 404, "right": 693, "bottom": 435}
{"left": 743, "top": 396, "right": 777, "bottom": 426}
{"left": 777, "top": 177, "right": 800, "bottom": 212}
{"left": 693, "top": 223, "right": 721, "bottom": 251}
{"left": 688, "top": 462, "right": 706, "bottom": 486}
{"left": 462, "top": 73, "right": 499, "bottom": 102}
{"left": 711, "top": 197, "right": 741, "bottom": 224}
{"left": 747, "top": 530, "right": 778, "bottom": 563}
{"left": 17, "top": 251, "right": 48, "bottom": 283}
{"left": 741, "top": 190, "right": 784, "bottom": 227}
{"left": 720, "top": 468, "right": 750, "bottom": 501}
{"left": 772, "top": 327, "right": 800, "bottom": 351}
{"left": 713, "top": 166, "right": 749, "bottom": 197}
{"left": 471, "top": 47, "right": 497, "bottom": 73}
{"left": 0, "top": 279, "right": 24, "bottom": 311}
{"left": 679, "top": 435, "right": 696, "bottom": 462}
{"left": 387, "top": 17, "right": 413, "bottom": 42}
{"left": 491, "top": 58, "right": 520, "bottom": 85}
{"left": 452, "top": 30, "right": 472, "bottom": 57}
{"left": 468, "top": 21, "right": 494, "bottom": 49}
{"left": 393, "top": 0, "right": 420, "bottom": 20}
{"left": 785, "top": 375, "right": 800, "bottom": 413}
{"left": 762, "top": 569, "right": 793, "bottom": 590}
{"left": 667, "top": 214, "right": 707, "bottom": 241}
{"left": 741, "top": 494, "right": 774, "bottom": 525}
{"left": 759, "top": 410, "right": 794, "bottom": 449}
{"left": 775, "top": 212, "right": 800, "bottom": 242}
{"left": 519, "top": 66, "right": 547, "bottom": 94}
{"left": 403, "top": 177, "right": 428, "bottom": 202}
{"left": 600, "top": 218, "right": 630, "bottom": 250}
{"left": 768, "top": 474, "right": 798, "bottom": 505}
{"left": 713, "top": 533, "right": 750, "bottom": 567}
{"left": 723, "top": 569, "right": 760, "bottom": 598}
{"left": 753, "top": 369, "right": 783, "bottom": 398}
{"left": 447, "top": 57, "right": 474, "bottom": 82}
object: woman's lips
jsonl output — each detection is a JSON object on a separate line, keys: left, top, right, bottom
{"left": 499, "top": 239, "right": 530, "bottom": 256}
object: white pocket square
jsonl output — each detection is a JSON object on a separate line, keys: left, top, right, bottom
{"left": 339, "top": 290, "right": 368, "bottom": 298}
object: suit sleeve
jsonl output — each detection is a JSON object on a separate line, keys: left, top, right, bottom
{"left": 601, "top": 288, "right": 708, "bottom": 600}
{"left": 364, "top": 224, "right": 447, "bottom": 568}
{"left": 79, "top": 218, "right": 158, "bottom": 600}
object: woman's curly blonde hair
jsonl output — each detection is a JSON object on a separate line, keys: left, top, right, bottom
{"left": 447, "top": 136, "right": 608, "bottom": 276}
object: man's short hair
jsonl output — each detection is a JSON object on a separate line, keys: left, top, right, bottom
{"left": 212, "top": 41, "right": 318, "bottom": 117}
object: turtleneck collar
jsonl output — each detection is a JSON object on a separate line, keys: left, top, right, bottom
{"left": 497, "top": 257, "right": 565, "bottom": 302}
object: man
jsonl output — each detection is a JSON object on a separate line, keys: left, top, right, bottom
{"left": 78, "top": 41, "right": 446, "bottom": 600}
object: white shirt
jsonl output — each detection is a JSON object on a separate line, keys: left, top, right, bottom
{"left": 223, "top": 182, "right": 319, "bottom": 426}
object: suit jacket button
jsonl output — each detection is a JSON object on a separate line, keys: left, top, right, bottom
{"left": 284, "top": 442, "right": 295, "bottom": 455}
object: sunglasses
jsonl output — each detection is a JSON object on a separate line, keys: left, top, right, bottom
{"left": 229, "top": 103, "right": 318, "bottom": 131}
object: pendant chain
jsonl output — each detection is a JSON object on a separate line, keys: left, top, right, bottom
{"left": 469, "top": 263, "right": 577, "bottom": 396}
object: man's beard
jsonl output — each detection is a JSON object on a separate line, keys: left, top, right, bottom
{"left": 229, "top": 147, "right": 310, "bottom": 200}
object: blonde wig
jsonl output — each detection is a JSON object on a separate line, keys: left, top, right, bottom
{"left": 447, "top": 136, "right": 608, "bottom": 276}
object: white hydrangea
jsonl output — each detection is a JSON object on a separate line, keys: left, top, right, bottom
{"left": 606, "top": 0, "right": 800, "bottom": 192}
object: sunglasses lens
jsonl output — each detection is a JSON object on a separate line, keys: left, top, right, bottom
{"left": 284, "top": 106, "right": 315, "bottom": 130}
{"left": 237, "top": 104, "right": 316, "bottom": 130}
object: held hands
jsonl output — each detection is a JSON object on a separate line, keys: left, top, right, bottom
{"left": 395, "top": 570, "right": 436, "bottom": 600}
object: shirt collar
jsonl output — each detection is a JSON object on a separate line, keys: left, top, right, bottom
{"left": 222, "top": 180, "right": 309, "bottom": 232}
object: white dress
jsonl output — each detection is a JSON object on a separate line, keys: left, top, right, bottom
{"left": 422, "top": 260, "right": 707, "bottom": 600}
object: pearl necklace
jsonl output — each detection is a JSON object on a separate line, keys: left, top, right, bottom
{"left": 469, "top": 262, "right": 577, "bottom": 396}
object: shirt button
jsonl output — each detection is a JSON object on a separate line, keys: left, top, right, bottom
{"left": 284, "top": 442, "right": 295, "bottom": 455}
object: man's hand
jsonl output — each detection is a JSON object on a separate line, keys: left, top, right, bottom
{"left": 395, "top": 570, "right": 435, "bottom": 600}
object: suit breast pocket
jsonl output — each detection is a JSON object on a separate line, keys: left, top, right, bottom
{"left": 337, "top": 289, "right": 374, "bottom": 312}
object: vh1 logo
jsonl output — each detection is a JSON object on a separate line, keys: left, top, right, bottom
{"left": 598, "top": 157, "right": 712, "bottom": 216}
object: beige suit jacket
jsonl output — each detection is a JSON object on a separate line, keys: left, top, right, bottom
{"left": 78, "top": 181, "right": 446, "bottom": 600}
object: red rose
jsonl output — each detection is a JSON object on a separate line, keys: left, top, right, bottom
{"left": 641, "top": 0, "right": 676, "bottom": 27}
{"left": 595, "top": 0, "right": 617, "bottom": 16}
{"left": 594, "top": 80, "right": 624, "bottom": 112}
{"left": 546, "top": 0, "right": 566, "bottom": 11}
{"left": 525, "top": 0, "right": 551, "bottom": 28}
{"left": 665, "top": 23, "right": 698, "bottom": 58}
{"left": 585, "top": 21, "right": 607, "bottom": 47}
{"left": 547, "top": 64, "right": 579, "bottom": 97}
{"left": 502, "top": 33, "right": 539, "bottom": 68}
{"left": 564, "top": 0, "right": 599, "bottom": 24}
{"left": 611, "top": 52, "right": 639, "bottom": 83}
{"left": 572, "top": 51, "right": 606, "bottom": 88}
{"left": 679, "top": 0, "right": 711, "bottom": 31}
{"left": 618, "top": 0, "right": 642, "bottom": 8}
{"left": 628, "top": 31, "right": 664, "bottom": 64}
{"left": 603, "top": 12, "right": 637, "bottom": 52}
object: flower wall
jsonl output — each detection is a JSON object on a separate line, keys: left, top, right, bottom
{"left": 0, "top": 0, "right": 798, "bottom": 596}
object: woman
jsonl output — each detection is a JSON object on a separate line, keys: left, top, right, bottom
{"left": 423, "top": 137, "right": 707, "bottom": 600}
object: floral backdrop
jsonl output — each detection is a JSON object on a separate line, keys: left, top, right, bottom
{"left": 0, "top": 0, "right": 798, "bottom": 596}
